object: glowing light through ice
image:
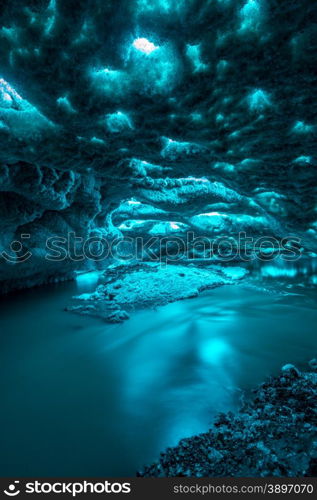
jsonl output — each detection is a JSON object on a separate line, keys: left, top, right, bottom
{"left": 239, "top": 0, "right": 264, "bottom": 33}
{"left": 186, "top": 44, "right": 208, "bottom": 72}
{"left": 126, "top": 37, "right": 181, "bottom": 95}
{"left": 132, "top": 38, "right": 159, "bottom": 54}
{"left": 248, "top": 89, "right": 271, "bottom": 113}
{"left": 200, "top": 212, "right": 228, "bottom": 217}
{"left": 128, "top": 200, "right": 141, "bottom": 205}
{"left": 185, "top": 177, "right": 209, "bottom": 183}
{"left": 0, "top": 78, "right": 23, "bottom": 101}
{"left": 75, "top": 271, "right": 100, "bottom": 290}
{"left": 2, "top": 92, "right": 12, "bottom": 102}
{"left": 105, "top": 111, "right": 133, "bottom": 133}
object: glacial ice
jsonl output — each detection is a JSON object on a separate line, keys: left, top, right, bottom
{"left": 0, "top": 0, "right": 315, "bottom": 294}
{"left": 0, "top": 0, "right": 316, "bottom": 480}
{"left": 106, "top": 112, "right": 133, "bottom": 134}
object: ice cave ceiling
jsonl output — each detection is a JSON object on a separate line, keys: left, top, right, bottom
{"left": 0, "top": 0, "right": 317, "bottom": 291}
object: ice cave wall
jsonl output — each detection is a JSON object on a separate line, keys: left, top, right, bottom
{"left": 0, "top": 0, "right": 316, "bottom": 292}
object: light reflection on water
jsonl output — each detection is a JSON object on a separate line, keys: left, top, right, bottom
{"left": 258, "top": 256, "right": 317, "bottom": 280}
{"left": 0, "top": 261, "right": 316, "bottom": 476}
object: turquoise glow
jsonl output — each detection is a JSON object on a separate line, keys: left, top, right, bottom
{"left": 0, "top": 78, "right": 23, "bottom": 102}
{"left": 126, "top": 40, "right": 182, "bottom": 94}
{"left": 132, "top": 38, "right": 159, "bottom": 54}
{"left": 90, "top": 67, "right": 129, "bottom": 97}
{"left": 75, "top": 271, "right": 100, "bottom": 290}
{"left": 293, "top": 156, "right": 312, "bottom": 165}
{"left": 56, "top": 96, "right": 76, "bottom": 113}
{"left": 105, "top": 111, "right": 133, "bottom": 133}
{"left": 199, "top": 338, "right": 231, "bottom": 365}
{"left": 248, "top": 89, "right": 271, "bottom": 112}
{"left": 239, "top": 0, "right": 264, "bottom": 33}
{"left": 261, "top": 265, "right": 298, "bottom": 278}
{"left": 186, "top": 44, "right": 208, "bottom": 73}
{"left": 136, "top": 0, "right": 185, "bottom": 13}
{"left": 45, "top": 0, "right": 57, "bottom": 34}
{"left": 292, "top": 121, "right": 315, "bottom": 134}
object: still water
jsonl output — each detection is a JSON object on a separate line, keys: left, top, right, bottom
{"left": 0, "top": 263, "right": 317, "bottom": 476}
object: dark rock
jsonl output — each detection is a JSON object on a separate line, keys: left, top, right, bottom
{"left": 281, "top": 364, "right": 301, "bottom": 378}
{"left": 138, "top": 364, "right": 317, "bottom": 477}
{"left": 106, "top": 309, "right": 130, "bottom": 323}
{"left": 309, "top": 359, "right": 317, "bottom": 371}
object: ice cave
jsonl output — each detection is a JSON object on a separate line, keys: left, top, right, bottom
{"left": 0, "top": 0, "right": 316, "bottom": 479}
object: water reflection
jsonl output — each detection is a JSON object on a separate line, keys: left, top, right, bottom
{"left": 116, "top": 310, "right": 238, "bottom": 446}
{"left": 257, "top": 256, "right": 317, "bottom": 281}
{"left": 199, "top": 338, "right": 231, "bottom": 365}
{"left": 0, "top": 261, "right": 316, "bottom": 476}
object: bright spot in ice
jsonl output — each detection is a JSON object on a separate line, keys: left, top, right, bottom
{"left": 75, "top": 271, "right": 100, "bottom": 289}
{"left": 2, "top": 92, "right": 12, "bottom": 102}
{"left": 128, "top": 200, "right": 141, "bottom": 205}
{"left": 186, "top": 177, "right": 209, "bottom": 183}
{"left": 200, "top": 212, "right": 228, "bottom": 217}
{"left": 170, "top": 222, "right": 180, "bottom": 230}
{"left": 0, "top": 78, "right": 23, "bottom": 100}
{"left": 132, "top": 38, "right": 159, "bottom": 54}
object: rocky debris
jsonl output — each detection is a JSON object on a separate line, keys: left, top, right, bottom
{"left": 68, "top": 263, "right": 248, "bottom": 322}
{"left": 106, "top": 309, "right": 130, "bottom": 323}
{"left": 281, "top": 364, "right": 301, "bottom": 378}
{"left": 101, "top": 265, "right": 224, "bottom": 306}
{"left": 309, "top": 359, "right": 317, "bottom": 370}
{"left": 65, "top": 304, "right": 97, "bottom": 315}
{"left": 66, "top": 299, "right": 130, "bottom": 323}
{"left": 138, "top": 362, "right": 317, "bottom": 477}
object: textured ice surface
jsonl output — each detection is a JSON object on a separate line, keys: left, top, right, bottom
{"left": 106, "top": 111, "right": 133, "bottom": 133}
{"left": 69, "top": 263, "right": 248, "bottom": 322}
{"left": 0, "top": 0, "right": 316, "bottom": 291}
